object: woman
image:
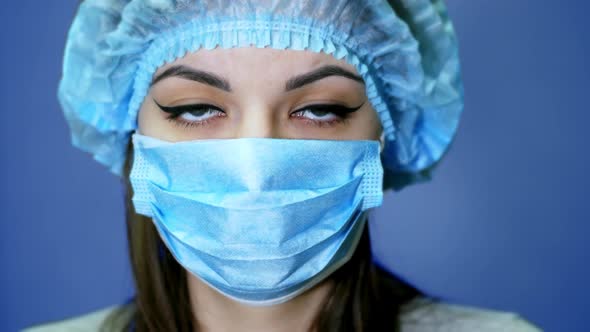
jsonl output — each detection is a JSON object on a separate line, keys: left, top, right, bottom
{"left": 25, "top": 0, "right": 541, "bottom": 331}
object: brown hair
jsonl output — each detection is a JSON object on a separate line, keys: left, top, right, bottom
{"left": 101, "top": 141, "right": 425, "bottom": 332}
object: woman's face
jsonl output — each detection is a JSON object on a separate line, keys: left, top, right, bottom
{"left": 138, "top": 47, "right": 382, "bottom": 141}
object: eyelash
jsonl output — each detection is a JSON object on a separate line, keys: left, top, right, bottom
{"left": 157, "top": 102, "right": 362, "bottom": 129}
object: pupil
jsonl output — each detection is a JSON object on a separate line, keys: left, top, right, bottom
{"left": 310, "top": 110, "right": 329, "bottom": 117}
{"left": 190, "top": 109, "right": 208, "bottom": 116}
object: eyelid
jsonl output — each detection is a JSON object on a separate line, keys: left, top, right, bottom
{"left": 291, "top": 102, "right": 365, "bottom": 115}
{"left": 153, "top": 99, "right": 224, "bottom": 116}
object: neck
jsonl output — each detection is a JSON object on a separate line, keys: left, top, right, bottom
{"left": 187, "top": 273, "right": 333, "bottom": 332}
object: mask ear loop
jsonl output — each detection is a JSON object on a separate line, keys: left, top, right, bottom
{"left": 379, "top": 132, "right": 385, "bottom": 153}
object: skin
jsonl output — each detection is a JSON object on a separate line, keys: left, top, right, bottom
{"left": 137, "top": 47, "right": 382, "bottom": 332}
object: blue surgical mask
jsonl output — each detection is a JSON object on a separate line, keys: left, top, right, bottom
{"left": 129, "top": 133, "right": 384, "bottom": 306}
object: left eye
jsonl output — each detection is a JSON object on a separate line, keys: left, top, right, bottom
{"left": 291, "top": 104, "right": 360, "bottom": 122}
{"left": 292, "top": 108, "right": 340, "bottom": 121}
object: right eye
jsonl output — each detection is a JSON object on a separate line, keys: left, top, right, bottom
{"left": 154, "top": 101, "right": 227, "bottom": 127}
{"left": 176, "top": 106, "right": 225, "bottom": 122}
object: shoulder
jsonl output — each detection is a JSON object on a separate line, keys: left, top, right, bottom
{"left": 22, "top": 304, "right": 133, "bottom": 332}
{"left": 399, "top": 297, "right": 543, "bottom": 332}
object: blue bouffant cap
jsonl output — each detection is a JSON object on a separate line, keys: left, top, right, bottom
{"left": 58, "top": 0, "right": 463, "bottom": 190}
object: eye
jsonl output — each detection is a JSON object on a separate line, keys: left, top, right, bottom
{"left": 291, "top": 103, "right": 364, "bottom": 126}
{"left": 154, "top": 100, "right": 226, "bottom": 127}
{"left": 177, "top": 106, "right": 224, "bottom": 122}
{"left": 293, "top": 108, "right": 340, "bottom": 121}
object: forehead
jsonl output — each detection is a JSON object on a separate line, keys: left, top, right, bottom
{"left": 154, "top": 47, "right": 360, "bottom": 79}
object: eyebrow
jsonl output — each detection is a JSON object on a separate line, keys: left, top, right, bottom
{"left": 151, "top": 64, "right": 364, "bottom": 92}
{"left": 151, "top": 65, "right": 232, "bottom": 92}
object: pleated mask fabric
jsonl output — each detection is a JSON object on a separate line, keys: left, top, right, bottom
{"left": 129, "top": 133, "right": 383, "bottom": 305}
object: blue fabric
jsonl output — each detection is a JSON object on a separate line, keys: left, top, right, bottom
{"left": 129, "top": 133, "right": 383, "bottom": 305}
{"left": 58, "top": 0, "right": 463, "bottom": 188}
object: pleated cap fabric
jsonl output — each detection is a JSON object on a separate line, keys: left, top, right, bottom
{"left": 58, "top": 0, "right": 463, "bottom": 190}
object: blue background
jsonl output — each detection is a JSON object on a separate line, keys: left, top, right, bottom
{"left": 1, "top": 1, "right": 588, "bottom": 331}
